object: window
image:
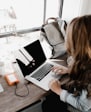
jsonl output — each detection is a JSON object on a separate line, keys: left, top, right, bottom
{"left": 46, "top": 0, "right": 59, "bottom": 19}
{"left": 0, "top": 0, "right": 63, "bottom": 74}
{"left": 0, "top": 0, "right": 60, "bottom": 33}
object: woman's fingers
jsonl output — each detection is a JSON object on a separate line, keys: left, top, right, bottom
{"left": 48, "top": 79, "right": 61, "bottom": 95}
{"left": 49, "top": 79, "right": 59, "bottom": 89}
{"left": 51, "top": 66, "right": 68, "bottom": 74}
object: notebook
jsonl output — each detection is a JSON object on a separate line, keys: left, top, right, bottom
{"left": 13, "top": 39, "right": 61, "bottom": 91}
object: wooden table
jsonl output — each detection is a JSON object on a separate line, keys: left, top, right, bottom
{"left": 0, "top": 56, "right": 67, "bottom": 112}
{"left": 0, "top": 76, "right": 47, "bottom": 112}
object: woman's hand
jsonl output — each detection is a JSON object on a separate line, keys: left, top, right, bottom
{"left": 49, "top": 79, "right": 62, "bottom": 95}
{"left": 51, "top": 65, "right": 68, "bottom": 75}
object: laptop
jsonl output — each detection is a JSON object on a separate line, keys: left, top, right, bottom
{"left": 13, "top": 39, "right": 61, "bottom": 91}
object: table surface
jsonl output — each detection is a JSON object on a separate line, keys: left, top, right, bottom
{"left": 0, "top": 57, "right": 67, "bottom": 112}
{"left": 0, "top": 76, "right": 47, "bottom": 112}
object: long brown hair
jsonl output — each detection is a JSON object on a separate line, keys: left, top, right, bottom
{"left": 65, "top": 15, "right": 91, "bottom": 97}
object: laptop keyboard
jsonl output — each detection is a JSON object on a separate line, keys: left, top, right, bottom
{"left": 31, "top": 63, "right": 53, "bottom": 81}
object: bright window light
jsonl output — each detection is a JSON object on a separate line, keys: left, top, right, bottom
{"left": 46, "top": 0, "right": 59, "bottom": 19}
{"left": 0, "top": 0, "right": 60, "bottom": 65}
{"left": 0, "top": 0, "right": 44, "bottom": 31}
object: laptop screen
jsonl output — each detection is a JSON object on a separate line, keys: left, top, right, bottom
{"left": 15, "top": 40, "right": 46, "bottom": 77}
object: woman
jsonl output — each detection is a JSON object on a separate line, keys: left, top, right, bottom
{"left": 49, "top": 15, "right": 91, "bottom": 112}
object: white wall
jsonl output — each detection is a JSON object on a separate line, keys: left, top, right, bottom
{"left": 79, "top": 0, "right": 91, "bottom": 15}
{"left": 62, "top": 0, "right": 91, "bottom": 22}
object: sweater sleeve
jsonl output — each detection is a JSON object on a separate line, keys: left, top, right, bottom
{"left": 60, "top": 89, "right": 91, "bottom": 111}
